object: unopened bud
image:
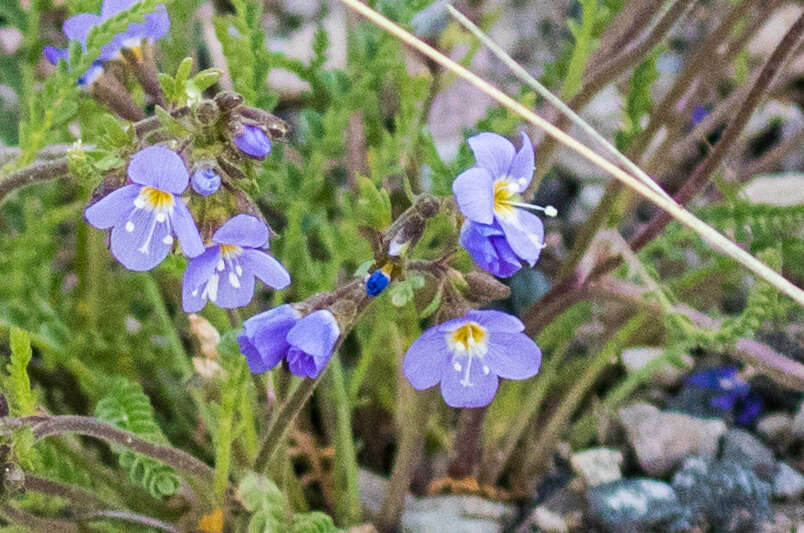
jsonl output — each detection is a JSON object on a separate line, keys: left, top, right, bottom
{"left": 194, "top": 99, "right": 220, "bottom": 125}
{"left": 464, "top": 271, "right": 511, "bottom": 302}
{"left": 544, "top": 205, "right": 558, "bottom": 217}
{"left": 214, "top": 91, "right": 243, "bottom": 112}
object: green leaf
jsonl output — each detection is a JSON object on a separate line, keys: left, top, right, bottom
{"left": 355, "top": 177, "right": 392, "bottom": 229}
{"left": 7, "top": 327, "right": 35, "bottom": 415}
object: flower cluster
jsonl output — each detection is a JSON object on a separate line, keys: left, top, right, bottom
{"left": 453, "top": 132, "right": 555, "bottom": 278}
{"left": 85, "top": 145, "right": 289, "bottom": 312}
{"left": 44, "top": 0, "right": 170, "bottom": 86}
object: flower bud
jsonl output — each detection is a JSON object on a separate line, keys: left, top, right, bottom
{"left": 194, "top": 99, "right": 220, "bottom": 125}
{"left": 234, "top": 124, "right": 272, "bottom": 159}
{"left": 191, "top": 166, "right": 222, "bottom": 197}
{"left": 464, "top": 271, "right": 511, "bottom": 302}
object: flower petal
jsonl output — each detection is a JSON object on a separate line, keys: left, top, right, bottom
{"left": 101, "top": 0, "right": 137, "bottom": 18}
{"left": 84, "top": 184, "right": 141, "bottom": 229}
{"left": 439, "top": 356, "right": 499, "bottom": 408}
{"left": 286, "top": 310, "right": 340, "bottom": 359}
{"left": 170, "top": 200, "right": 204, "bottom": 258}
{"left": 460, "top": 221, "right": 522, "bottom": 278}
{"left": 465, "top": 310, "right": 525, "bottom": 333}
{"left": 239, "top": 305, "right": 299, "bottom": 373}
{"left": 212, "top": 214, "right": 269, "bottom": 248}
{"left": 484, "top": 332, "right": 541, "bottom": 379}
{"left": 467, "top": 132, "right": 515, "bottom": 178}
{"left": 63, "top": 13, "right": 102, "bottom": 43}
{"left": 497, "top": 209, "right": 545, "bottom": 265}
{"left": 286, "top": 347, "right": 321, "bottom": 378}
{"left": 452, "top": 167, "right": 494, "bottom": 224}
{"left": 181, "top": 246, "right": 221, "bottom": 312}
{"left": 509, "top": 131, "right": 535, "bottom": 192}
{"left": 127, "top": 146, "right": 189, "bottom": 194}
{"left": 43, "top": 46, "right": 68, "bottom": 65}
{"left": 110, "top": 208, "right": 171, "bottom": 271}
{"left": 234, "top": 125, "right": 272, "bottom": 159}
{"left": 402, "top": 326, "right": 449, "bottom": 390}
{"left": 142, "top": 7, "right": 170, "bottom": 39}
{"left": 213, "top": 264, "right": 256, "bottom": 309}
{"left": 241, "top": 249, "right": 290, "bottom": 289}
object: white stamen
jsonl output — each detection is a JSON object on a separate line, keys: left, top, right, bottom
{"left": 453, "top": 361, "right": 462, "bottom": 372}
{"left": 507, "top": 201, "right": 558, "bottom": 217}
{"left": 134, "top": 197, "right": 145, "bottom": 209}
{"left": 155, "top": 212, "right": 167, "bottom": 223}
{"left": 217, "top": 260, "right": 225, "bottom": 271}
{"left": 162, "top": 235, "right": 173, "bottom": 245}
{"left": 235, "top": 265, "right": 243, "bottom": 276}
{"left": 228, "top": 271, "right": 241, "bottom": 288}
{"left": 137, "top": 214, "right": 160, "bottom": 254}
{"left": 125, "top": 221, "right": 135, "bottom": 232}
{"left": 517, "top": 177, "right": 528, "bottom": 187}
{"left": 191, "top": 289, "right": 198, "bottom": 297}
{"left": 482, "top": 365, "right": 490, "bottom": 375}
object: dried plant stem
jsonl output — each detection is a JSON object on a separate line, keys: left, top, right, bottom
{"left": 0, "top": 504, "right": 78, "bottom": 532}
{"left": 630, "top": 12, "right": 804, "bottom": 250}
{"left": 338, "top": 0, "right": 804, "bottom": 306}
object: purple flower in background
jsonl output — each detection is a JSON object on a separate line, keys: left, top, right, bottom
{"left": 190, "top": 167, "right": 221, "bottom": 196}
{"left": 43, "top": 0, "right": 170, "bottom": 82}
{"left": 686, "top": 366, "right": 763, "bottom": 426}
{"left": 453, "top": 132, "right": 555, "bottom": 276}
{"left": 691, "top": 105, "right": 709, "bottom": 125}
{"left": 460, "top": 220, "right": 535, "bottom": 278}
{"left": 238, "top": 304, "right": 300, "bottom": 373}
{"left": 238, "top": 307, "right": 340, "bottom": 378}
{"left": 234, "top": 125, "right": 272, "bottom": 159}
{"left": 85, "top": 146, "right": 204, "bottom": 271}
{"left": 403, "top": 310, "right": 541, "bottom": 408}
{"left": 182, "top": 215, "right": 290, "bottom": 312}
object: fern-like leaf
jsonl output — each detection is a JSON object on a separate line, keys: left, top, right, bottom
{"left": 94, "top": 377, "right": 180, "bottom": 498}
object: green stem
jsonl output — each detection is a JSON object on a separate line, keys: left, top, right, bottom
{"left": 326, "top": 357, "right": 362, "bottom": 525}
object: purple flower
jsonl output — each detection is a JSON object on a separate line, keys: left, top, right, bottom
{"left": 190, "top": 167, "right": 221, "bottom": 196}
{"left": 85, "top": 146, "right": 204, "bottom": 271}
{"left": 43, "top": 0, "right": 170, "bottom": 79}
{"left": 402, "top": 310, "right": 541, "bottom": 408}
{"left": 234, "top": 125, "right": 272, "bottom": 159}
{"left": 686, "top": 366, "right": 763, "bottom": 426}
{"left": 182, "top": 215, "right": 290, "bottom": 312}
{"left": 691, "top": 105, "right": 709, "bottom": 125}
{"left": 452, "top": 132, "right": 554, "bottom": 276}
{"left": 460, "top": 220, "right": 535, "bottom": 278}
{"left": 238, "top": 304, "right": 300, "bottom": 373}
{"left": 238, "top": 307, "right": 340, "bottom": 378}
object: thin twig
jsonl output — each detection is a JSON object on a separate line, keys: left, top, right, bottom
{"left": 0, "top": 504, "right": 78, "bottom": 532}
{"left": 24, "top": 475, "right": 109, "bottom": 510}
{"left": 337, "top": 0, "right": 804, "bottom": 306}
{"left": 73, "top": 510, "right": 181, "bottom": 533}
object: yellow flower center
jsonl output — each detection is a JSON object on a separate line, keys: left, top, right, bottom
{"left": 447, "top": 321, "right": 488, "bottom": 357}
{"left": 219, "top": 244, "right": 242, "bottom": 258}
{"left": 493, "top": 179, "right": 519, "bottom": 218}
{"left": 140, "top": 186, "right": 174, "bottom": 210}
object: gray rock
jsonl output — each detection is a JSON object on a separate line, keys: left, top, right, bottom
{"left": 516, "top": 506, "right": 568, "bottom": 533}
{"left": 672, "top": 458, "right": 772, "bottom": 532}
{"left": 772, "top": 462, "right": 804, "bottom": 500}
{"left": 756, "top": 413, "right": 794, "bottom": 447}
{"left": 587, "top": 479, "right": 688, "bottom": 533}
{"left": 357, "top": 469, "right": 414, "bottom": 520}
{"left": 722, "top": 428, "right": 777, "bottom": 481}
{"left": 401, "top": 495, "right": 515, "bottom": 533}
{"left": 620, "top": 347, "right": 693, "bottom": 387}
{"left": 619, "top": 402, "right": 727, "bottom": 476}
{"left": 570, "top": 447, "right": 623, "bottom": 487}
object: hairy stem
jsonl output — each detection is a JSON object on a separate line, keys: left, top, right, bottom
{"left": 0, "top": 415, "right": 214, "bottom": 481}
{"left": 0, "top": 159, "right": 70, "bottom": 205}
